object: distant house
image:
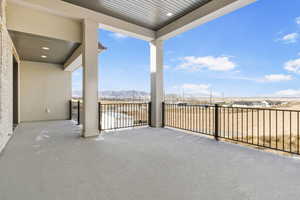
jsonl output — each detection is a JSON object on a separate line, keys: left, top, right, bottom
{"left": 264, "top": 100, "right": 285, "bottom": 106}
{"left": 231, "top": 101, "right": 271, "bottom": 108}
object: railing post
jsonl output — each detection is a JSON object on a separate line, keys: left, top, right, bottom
{"left": 69, "top": 100, "right": 72, "bottom": 120}
{"left": 214, "top": 104, "right": 219, "bottom": 141}
{"left": 77, "top": 100, "right": 80, "bottom": 125}
{"left": 98, "top": 102, "right": 101, "bottom": 132}
{"left": 148, "top": 102, "right": 152, "bottom": 127}
{"left": 162, "top": 102, "right": 165, "bottom": 127}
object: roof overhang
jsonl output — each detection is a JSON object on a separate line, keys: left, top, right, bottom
{"left": 8, "top": 0, "right": 256, "bottom": 41}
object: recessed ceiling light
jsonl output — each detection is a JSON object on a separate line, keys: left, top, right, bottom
{"left": 41, "top": 55, "right": 47, "bottom": 58}
{"left": 166, "top": 13, "right": 173, "bottom": 17}
{"left": 42, "top": 47, "right": 50, "bottom": 50}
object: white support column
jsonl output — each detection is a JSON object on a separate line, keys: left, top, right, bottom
{"left": 82, "top": 19, "right": 99, "bottom": 137}
{"left": 150, "top": 40, "right": 164, "bottom": 127}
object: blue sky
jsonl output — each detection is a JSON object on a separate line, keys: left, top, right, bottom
{"left": 73, "top": 0, "right": 300, "bottom": 97}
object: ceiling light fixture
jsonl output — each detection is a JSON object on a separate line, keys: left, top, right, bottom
{"left": 42, "top": 47, "right": 50, "bottom": 50}
{"left": 41, "top": 55, "right": 47, "bottom": 58}
{"left": 166, "top": 12, "right": 173, "bottom": 17}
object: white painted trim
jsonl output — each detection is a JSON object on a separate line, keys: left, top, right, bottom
{"left": 64, "top": 45, "right": 82, "bottom": 72}
{"left": 8, "top": 0, "right": 155, "bottom": 41}
{"left": 64, "top": 43, "right": 106, "bottom": 72}
{"left": 156, "top": 0, "right": 256, "bottom": 40}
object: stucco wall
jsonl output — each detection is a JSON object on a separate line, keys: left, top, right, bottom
{"left": 6, "top": 3, "right": 82, "bottom": 43}
{"left": 20, "top": 61, "right": 71, "bottom": 122}
{"left": 0, "top": 25, "right": 14, "bottom": 152}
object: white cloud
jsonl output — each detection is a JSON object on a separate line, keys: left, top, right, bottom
{"left": 174, "top": 83, "right": 220, "bottom": 97}
{"left": 281, "top": 33, "right": 299, "bottom": 43}
{"left": 274, "top": 89, "right": 300, "bottom": 97}
{"left": 262, "top": 74, "right": 293, "bottom": 82}
{"left": 284, "top": 58, "right": 300, "bottom": 74}
{"left": 110, "top": 32, "right": 128, "bottom": 39}
{"left": 296, "top": 17, "right": 300, "bottom": 25}
{"left": 164, "top": 65, "right": 171, "bottom": 70}
{"left": 177, "top": 56, "right": 236, "bottom": 71}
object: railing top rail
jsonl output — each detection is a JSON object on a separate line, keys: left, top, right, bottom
{"left": 164, "top": 103, "right": 300, "bottom": 112}
{"left": 165, "top": 103, "right": 215, "bottom": 108}
{"left": 100, "top": 102, "right": 149, "bottom": 105}
{"left": 221, "top": 106, "right": 300, "bottom": 112}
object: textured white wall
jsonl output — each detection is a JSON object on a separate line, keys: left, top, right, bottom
{"left": 20, "top": 61, "right": 72, "bottom": 122}
{"left": 0, "top": 26, "right": 14, "bottom": 152}
{"left": 6, "top": 3, "right": 82, "bottom": 43}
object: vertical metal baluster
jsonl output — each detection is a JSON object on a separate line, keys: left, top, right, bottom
{"left": 297, "top": 111, "right": 299, "bottom": 154}
{"left": 113, "top": 104, "right": 116, "bottom": 129}
{"left": 195, "top": 106, "right": 198, "bottom": 132}
{"left": 205, "top": 106, "right": 207, "bottom": 134}
{"left": 172, "top": 104, "right": 174, "bottom": 128}
{"left": 185, "top": 105, "right": 187, "bottom": 130}
{"left": 104, "top": 105, "right": 106, "bottom": 130}
{"left": 242, "top": 108, "right": 244, "bottom": 141}
{"left": 236, "top": 108, "right": 239, "bottom": 141}
{"left": 110, "top": 104, "right": 113, "bottom": 130}
{"left": 224, "top": 108, "right": 226, "bottom": 138}
{"left": 257, "top": 110, "right": 259, "bottom": 145}
{"left": 114, "top": 104, "right": 116, "bottom": 129}
{"left": 175, "top": 104, "right": 177, "bottom": 128}
{"left": 283, "top": 111, "right": 285, "bottom": 151}
{"left": 202, "top": 106, "right": 204, "bottom": 133}
{"left": 227, "top": 108, "right": 229, "bottom": 139}
{"left": 209, "top": 106, "right": 211, "bottom": 134}
{"left": 132, "top": 103, "right": 134, "bottom": 127}
{"left": 232, "top": 107, "right": 234, "bottom": 140}
{"left": 189, "top": 105, "right": 191, "bottom": 131}
{"left": 198, "top": 106, "right": 200, "bottom": 133}
{"left": 115, "top": 104, "right": 118, "bottom": 129}
{"left": 77, "top": 100, "right": 80, "bottom": 125}
{"left": 290, "top": 111, "right": 292, "bottom": 153}
{"left": 130, "top": 103, "right": 132, "bottom": 127}
{"left": 276, "top": 110, "right": 278, "bottom": 149}
{"left": 170, "top": 104, "right": 172, "bottom": 127}
{"left": 191, "top": 105, "right": 193, "bottom": 131}
{"left": 247, "top": 108, "right": 250, "bottom": 143}
{"left": 188, "top": 105, "right": 190, "bottom": 130}
{"left": 173, "top": 105, "right": 176, "bottom": 128}
{"left": 263, "top": 109, "right": 265, "bottom": 147}
{"left": 138, "top": 104, "right": 140, "bottom": 126}
{"left": 252, "top": 109, "right": 254, "bottom": 144}
{"left": 180, "top": 105, "right": 182, "bottom": 129}
{"left": 183, "top": 105, "right": 187, "bottom": 130}
{"left": 269, "top": 110, "right": 271, "bottom": 148}
{"left": 123, "top": 104, "right": 125, "bottom": 128}
{"left": 194, "top": 105, "right": 196, "bottom": 132}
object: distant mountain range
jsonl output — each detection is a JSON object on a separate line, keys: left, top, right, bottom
{"left": 72, "top": 90, "right": 149, "bottom": 99}
{"left": 100, "top": 90, "right": 149, "bottom": 99}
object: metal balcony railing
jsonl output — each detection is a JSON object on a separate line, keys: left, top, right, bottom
{"left": 99, "top": 103, "right": 150, "bottom": 131}
{"left": 70, "top": 100, "right": 151, "bottom": 130}
{"left": 164, "top": 103, "right": 300, "bottom": 155}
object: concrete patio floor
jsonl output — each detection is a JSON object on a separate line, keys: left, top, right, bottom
{"left": 1, "top": 121, "right": 300, "bottom": 200}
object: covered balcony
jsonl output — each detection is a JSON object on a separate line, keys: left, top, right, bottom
{"left": 1, "top": 0, "right": 300, "bottom": 199}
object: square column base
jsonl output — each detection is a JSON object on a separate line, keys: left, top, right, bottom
{"left": 82, "top": 129, "right": 99, "bottom": 138}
